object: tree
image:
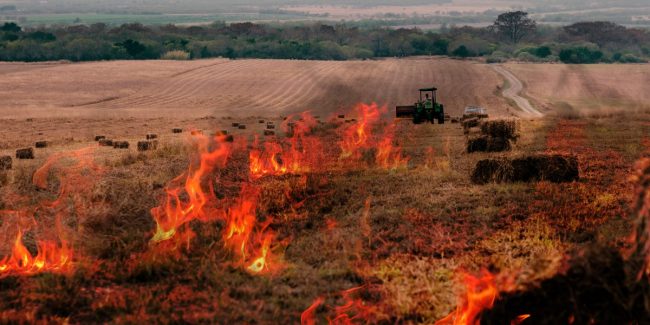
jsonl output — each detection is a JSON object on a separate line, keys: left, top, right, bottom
{"left": 492, "top": 11, "right": 536, "bottom": 44}
{"left": 1, "top": 22, "right": 21, "bottom": 33}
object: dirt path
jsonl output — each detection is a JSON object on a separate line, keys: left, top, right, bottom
{"left": 491, "top": 65, "right": 544, "bottom": 118}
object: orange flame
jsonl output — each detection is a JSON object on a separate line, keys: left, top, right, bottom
{"left": 0, "top": 229, "right": 71, "bottom": 276}
{"left": 339, "top": 103, "right": 381, "bottom": 161}
{"left": 435, "top": 271, "right": 498, "bottom": 325}
{"left": 375, "top": 123, "right": 408, "bottom": 169}
{"left": 511, "top": 314, "right": 531, "bottom": 325}
{"left": 249, "top": 112, "right": 323, "bottom": 179}
{"left": 150, "top": 134, "right": 231, "bottom": 244}
{"left": 301, "top": 286, "right": 378, "bottom": 324}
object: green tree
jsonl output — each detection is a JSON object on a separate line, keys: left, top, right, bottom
{"left": 492, "top": 11, "right": 536, "bottom": 44}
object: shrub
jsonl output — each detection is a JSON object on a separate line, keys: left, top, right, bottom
{"left": 161, "top": 50, "right": 190, "bottom": 60}
{"left": 451, "top": 45, "right": 471, "bottom": 58}
{"left": 559, "top": 46, "right": 604, "bottom": 63}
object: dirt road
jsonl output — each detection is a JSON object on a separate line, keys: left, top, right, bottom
{"left": 491, "top": 65, "right": 544, "bottom": 118}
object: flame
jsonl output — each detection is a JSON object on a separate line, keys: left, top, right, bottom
{"left": 300, "top": 286, "right": 378, "bottom": 324}
{"left": 511, "top": 314, "right": 531, "bottom": 325}
{"left": 339, "top": 103, "right": 381, "bottom": 161}
{"left": 150, "top": 134, "right": 231, "bottom": 245}
{"left": 435, "top": 270, "right": 498, "bottom": 325}
{"left": 249, "top": 112, "right": 323, "bottom": 179}
{"left": 375, "top": 123, "right": 408, "bottom": 169}
{"left": 0, "top": 229, "right": 71, "bottom": 276}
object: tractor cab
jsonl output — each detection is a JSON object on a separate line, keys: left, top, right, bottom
{"left": 396, "top": 87, "right": 445, "bottom": 124}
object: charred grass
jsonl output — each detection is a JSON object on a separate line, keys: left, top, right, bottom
{"left": 0, "top": 112, "right": 648, "bottom": 322}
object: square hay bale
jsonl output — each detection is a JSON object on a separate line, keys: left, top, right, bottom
{"left": 137, "top": 140, "right": 158, "bottom": 151}
{"left": 462, "top": 117, "right": 480, "bottom": 129}
{"left": 232, "top": 122, "right": 240, "bottom": 127}
{"left": 259, "top": 120, "right": 265, "bottom": 123}
{"left": 0, "top": 156, "right": 12, "bottom": 170}
{"left": 338, "top": 114, "right": 345, "bottom": 119}
{"left": 471, "top": 159, "right": 514, "bottom": 184}
{"left": 16, "top": 148, "right": 34, "bottom": 160}
{"left": 35, "top": 141, "right": 48, "bottom": 148}
{"left": 172, "top": 128, "right": 183, "bottom": 134}
{"left": 98, "top": 139, "right": 113, "bottom": 147}
{"left": 451, "top": 117, "right": 460, "bottom": 123}
{"left": 113, "top": 141, "right": 129, "bottom": 149}
{"left": 264, "top": 130, "right": 275, "bottom": 136}
{"left": 146, "top": 133, "right": 158, "bottom": 140}
{"left": 94, "top": 135, "right": 106, "bottom": 141}
{"left": 238, "top": 124, "right": 247, "bottom": 130}
{"left": 266, "top": 124, "right": 276, "bottom": 130}
{"left": 467, "top": 136, "right": 511, "bottom": 153}
{"left": 480, "top": 120, "right": 518, "bottom": 140}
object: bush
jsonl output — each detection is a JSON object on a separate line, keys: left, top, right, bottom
{"left": 161, "top": 50, "right": 190, "bottom": 60}
{"left": 559, "top": 46, "right": 604, "bottom": 63}
{"left": 612, "top": 53, "right": 646, "bottom": 63}
{"left": 516, "top": 51, "right": 539, "bottom": 62}
{"left": 451, "top": 45, "right": 472, "bottom": 58}
{"left": 486, "top": 50, "right": 509, "bottom": 63}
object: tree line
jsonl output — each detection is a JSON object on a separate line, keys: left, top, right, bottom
{"left": 0, "top": 12, "right": 648, "bottom": 63}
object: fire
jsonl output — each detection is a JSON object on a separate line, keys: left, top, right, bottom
{"left": 150, "top": 134, "right": 231, "bottom": 244}
{"left": 435, "top": 270, "right": 498, "bottom": 325}
{"left": 338, "top": 103, "right": 408, "bottom": 169}
{"left": 249, "top": 112, "right": 324, "bottom": 179}
{"left": 339, "top": 103, "right": 381, "bottom": 161}
{"left": 0, "top": 229, "right": 71, "bottom": 276}
{"left": 223, "top": 185, "right": 284, "bottom": 274}
{"left": 300, "top": 286, "right": 378, "bottom": 324}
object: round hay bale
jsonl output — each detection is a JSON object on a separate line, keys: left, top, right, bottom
{"left": 146, "top": 133, "right": 158, "bottom": 140}
{"left": 98, "top": 139, "right": 113, "bottom": 147}
{"left": 113, "top": 141, "right": 129, "bottom": 149}
{"left": 238, "top": 124, "right": 247, "bottom": 130}
{"left": 94, "top": 135, "right": 106, "bottom": 141}
{"left": 35, "top": 141, "right": 48, "bottom": 148}
{"left": 16, "top": 148, "right": 34, "bottom": 160}
{"left": 264, "top": 130, "right": 275, "bottom": 136}
{"left": 172, "top": 128, "right": 183, "bottom": 134}
{"left": 0, "top": 156, "right": 12, "bottom": 170}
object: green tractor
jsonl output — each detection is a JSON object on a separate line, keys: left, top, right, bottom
{"left": 395, "top": 87, "right": 445, "bottom": 124}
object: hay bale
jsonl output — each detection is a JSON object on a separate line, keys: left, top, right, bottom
{"left": 266, "top": 124, "right": 276, "bottom": 130}
{"left": 338, "top": 114, "right": 345, "bottom": 119}
{"left": 472, "top": 154, "right": 579, "bottom": 184}
{"left": 467, "top": 136, "right": 511, "bottom": 153}
{"left": 137, "top": 140, "right": 158, "bottom": 151}
{"left": 216, "top": 134, "right": 234, "bottom": 143}
{"left": 113, "top": 141, "right": 129, "bottom": 149}
{"left": 172, "top": 128, "right": 183, "bottom": 134}
{"left": 94, "top": 135, "right": 106, "bottom": 141}
{"left": 16, "top": 148, "right": 34, "bottom": 160}
{"left": 146, "top": 133, "right": 158, "bottom": 140}
{"left": 264, "top": 130, "right": 275, "bottom": 136}
{"left": 0, "top": 156, "right": 12, "bottom": 170}
{"left": 99, "top": 139, "right": 113, "bottom": 146}
{"left": 480, "top": 120, "right": 518, "bottom": 140}
{"left": 259, "top": 120, "right": 265, "bottom": 123}
{"left": 238, "top": 124, "right": 247, "bottom": 130}
{"left": 451, "top": 117, "right": 460, "bottom": 123}
{"left": 232, "top": 122, "right": 240, "bottom": 127}
{"left": 511, "top": 155, "right": 579, "bottom": 183}
{"left": 35, "top": 141, "right": 48, "bottom": 148}
{"left": 462, "top": 117, "right": 480, "bottom": 129}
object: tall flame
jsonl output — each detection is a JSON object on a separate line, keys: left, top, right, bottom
{"left": 339, "top": 103, "right": 381, "bottom": 161}
{"left": 150, "top": 134, "right": 231, "bottom": 244}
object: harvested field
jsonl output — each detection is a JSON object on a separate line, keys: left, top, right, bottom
{"left": 471, "top": 155, "right": 579, "bottom": 184}
{"left": 0, "top": 58, "right": 510, "bottom": 120}
{"left": 0, "top": 60, "right": 648, "bottom": 324}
